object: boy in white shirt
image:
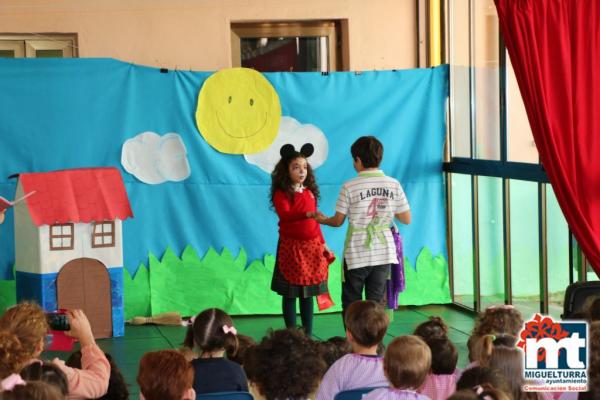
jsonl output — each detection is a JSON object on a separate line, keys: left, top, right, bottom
{"left": 317, "top": 136, "right": 411, "bottom": 319}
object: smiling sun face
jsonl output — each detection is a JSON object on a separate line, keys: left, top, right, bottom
{"left": 195, "top": 67, "right": 281, "bottom": 154}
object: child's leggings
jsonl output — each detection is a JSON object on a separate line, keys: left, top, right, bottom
{"left": 282, "top": 297, "right": 313, "bottom": 336}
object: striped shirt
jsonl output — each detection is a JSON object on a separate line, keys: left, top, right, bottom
{"left": 336, "top": 170, "right": 409, "bottom": 270}
{"left": 316, "top": 354, "right": 388, "bottom": 400}
{"left": 363, "top": 388, "right": 430, "bottom": 400}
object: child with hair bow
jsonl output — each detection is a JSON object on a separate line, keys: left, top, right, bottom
{"left": 182, "top": 308, "right": 248, "bottom": 395}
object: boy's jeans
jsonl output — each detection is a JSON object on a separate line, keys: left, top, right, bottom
{"left": 341, "top": 262, "right": 390, "bottom": 321}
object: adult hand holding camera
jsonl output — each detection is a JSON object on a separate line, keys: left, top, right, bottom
{"left": 65, "top": 309, "right": 95, "bottom": 347}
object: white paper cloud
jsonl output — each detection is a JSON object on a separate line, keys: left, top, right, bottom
{"left": 244, "top": 116, "right": 329, "bottom": 173}
{"left": 121, "top": 131, "right": 191, "bottom": 184}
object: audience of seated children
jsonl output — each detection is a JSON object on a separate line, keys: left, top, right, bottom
{"left": 183, "top": 308, "right": 248, "bottom": 394}
{"left": 136, "top": 349, "right": 195, "bottom": 400}
{"left": 362, "top": 335, "right": 431, "bottom": 400}
{"left": 0, "top": 303, "right": 110, "bottom": 399}
{"left": 19, "top": 361, "right": 68, "bottom": 397}
{"left": 66, "top": 350, "right": 129, "bottom": 400}
{"left": 318, "top": 336, "right": 353, "bottom": 369}
{"left": 316, "top": 300, "right": 390, "bottom": 400}
{"left": 246, "top": 328, "right": 326, "bottom": 400}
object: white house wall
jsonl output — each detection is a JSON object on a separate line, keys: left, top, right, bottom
{"left": 37, "top": 220, "right": 124, "bottom": 275}
{"left": 14, "top": 182, "right": 41, "bottom": 274}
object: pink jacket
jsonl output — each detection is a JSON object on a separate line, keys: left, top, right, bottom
{"left": 51, "top": 344, "right": 110, "bottom": 400}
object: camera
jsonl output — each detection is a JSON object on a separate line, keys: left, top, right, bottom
{"left": 46, "top": 311, "right": 70, "bottom": 331}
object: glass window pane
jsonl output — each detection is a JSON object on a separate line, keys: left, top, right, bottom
{"left": 449, "top": 0, "right": 471, "bottom": 158}
{"left": 510, "top": 180, "right": 540, "bottom": 317}
{"left": 35, "top": 49, "right": 63, "bottom": 58}
{"left": 52, "top": 238, "right": 61, "bottom": 248}
{"left": 104, "top": 223, "right": 112, "bottom": 233}
{"left": 451, "top": 174, "right": 475, "bottom": 308}
{"left": 0, "top": 50, "right": 15, "bottom": 58}
{"left": 241, "top": 37, "right": 325, "bottom": 72}
{"left": 473, "top": 0, "right": 500, "bottom": 160}
{"left": 546, "top": 184, "right": 569, "bottom": 319}
{"left": 63, "top": 238, "right": 71, "bottom": 248}
{"left": 507, "top": 52, "right": 538, "bottom": 163}
{"left": 478, "top": 176, "right": 505, "bottom": 309}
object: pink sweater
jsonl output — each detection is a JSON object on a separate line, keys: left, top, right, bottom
{"left": 51, "top": 344, "right": 110, "bottom": 400}
{"left": 418, "top": 371, "right": 459, "bottom": 400}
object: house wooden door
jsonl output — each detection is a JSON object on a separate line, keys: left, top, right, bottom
{"left": 57, "top": 258, "right": 112, "bottom": 338}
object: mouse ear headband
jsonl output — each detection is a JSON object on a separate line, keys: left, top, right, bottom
{"left": 279, "top": 143, "right": 314, "bottom": 159}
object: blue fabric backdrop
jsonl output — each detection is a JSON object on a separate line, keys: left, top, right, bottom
{"left": 0, "top": 59, "right": 448, "bottom": 280}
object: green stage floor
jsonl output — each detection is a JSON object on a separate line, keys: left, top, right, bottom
{"left": 43, "top": 305, "right": 476, "bottom": 398}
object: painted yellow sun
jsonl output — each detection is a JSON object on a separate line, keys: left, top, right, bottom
{"left": 195, "top": 67, "right": 281, "bottom": 154}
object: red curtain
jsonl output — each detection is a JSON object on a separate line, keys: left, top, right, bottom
{"left": 495, "top": 0, "right": 600, "bottom": 278}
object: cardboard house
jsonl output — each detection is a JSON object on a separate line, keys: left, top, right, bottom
{"left": 14, "top": 167, "right": 133, "bottom": 338}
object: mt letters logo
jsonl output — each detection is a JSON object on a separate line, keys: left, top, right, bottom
{"left": 518, "top": 314, "right": 588, "bottom": 392}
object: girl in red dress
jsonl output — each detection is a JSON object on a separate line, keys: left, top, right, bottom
{"left": 270, "top": 144, "right": 331, "bottom": 336}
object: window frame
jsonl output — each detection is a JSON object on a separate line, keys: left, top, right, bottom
{"left": 440, "top": 0, "right": 587, "bottom": 315}
{"left": 0, "top": 34, "right": 77, "bottom": 58}
{"left": 230, "top": 20, "right": 348, "bottom": 72}
{"left": 91, "top": 221, "right": 116, "bottom": 249}
{"left": 49, "top": 223, "right": 75, "bottom": 251}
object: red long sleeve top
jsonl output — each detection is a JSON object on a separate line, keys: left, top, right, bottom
{"left": 273, "top": 189, "right": 324, "bottom": 242}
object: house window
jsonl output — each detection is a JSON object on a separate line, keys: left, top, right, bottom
{"left": 50, "top": 223, "right": 74, "bottom": 251}
{"left": 231, "top": 21, "right": 348, "bottom": 72}
{"left": 0, "top": 34, "right": 77, "bottom": 58}
{"left": 92, "top": 221, "right": 115, "bottom": 248}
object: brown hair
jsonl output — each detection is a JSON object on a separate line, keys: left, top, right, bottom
{"left": 345, "top": 300, "right": 389, "bottom": 347}
{"left": 448, "top": 385, "right": 511, "bottom": 400}
{"left": 588, "top": 321, "right": 600, "bottom": 394}
{"left": 0, "top": 302, "right": 49, "bottom": 375}
{"left": 384, "top": 335, "right": 431, "bottom": 390}
{"left": 472, "top": 306, "right": 524, "bottom": 337}
{"left": 489, "top": 346, "right": 540, "bottom": 400}
{"left": 587, "top": 297, "right": 600, "bottom": 322}
{"left": 1, "top": 380, "right": 64, "bottom": 400}
{"left": 184, "top": 308, "right": 238, "bottom": 356}
{"left": 350, "top": 136, "right": 383, "bottom": 168}
{"left": 270, "top": 153, "right": 319, "bottom": 207}
{"left": 456, "top": 366, "right": 510, "bottom": 394}
{"left": 467, "top": 334, "right": 495, "bottom": 365}
{"left": 414, "top": 316, "right": 449, "bottom": 341}
{"left": 20, "top": 361, "right": 68, "bottom": 396}
{"left": 137, "top": 350, "right": 194, "bottom": 400}
{"left": 425, "top": 337, "right": 458, "bottom": 374}
{"left": 66, "top": 351, "right": 129, "bottom": 400}
{"left": 226, "top": 334, "right": 256, "bottom": 365}
{"left": 250, "top": 328, "right": 326, "bottom": 400}
{"left": 318, "top": 336, "right": 353, "bottom": 369}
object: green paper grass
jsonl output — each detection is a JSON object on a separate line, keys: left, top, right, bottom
{"left": 124, "top": 245, "right": 450, "bottom": 317}
{"left": 398, "top": 247, "right": 452, "bottom": 305}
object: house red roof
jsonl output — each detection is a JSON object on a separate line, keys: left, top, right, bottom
{"left": 19, "top": 167, "right": 133, "bottom": 226}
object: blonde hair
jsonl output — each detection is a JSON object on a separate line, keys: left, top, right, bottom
{"left": 0, "top": 303, "right": 49, "bottom": 377}
{"left": 384, "top": 335, "right": 431, "bottom": 390}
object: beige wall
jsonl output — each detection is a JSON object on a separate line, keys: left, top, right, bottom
{"left": 0, "top": 0, "right": 417, "bottom": 71}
